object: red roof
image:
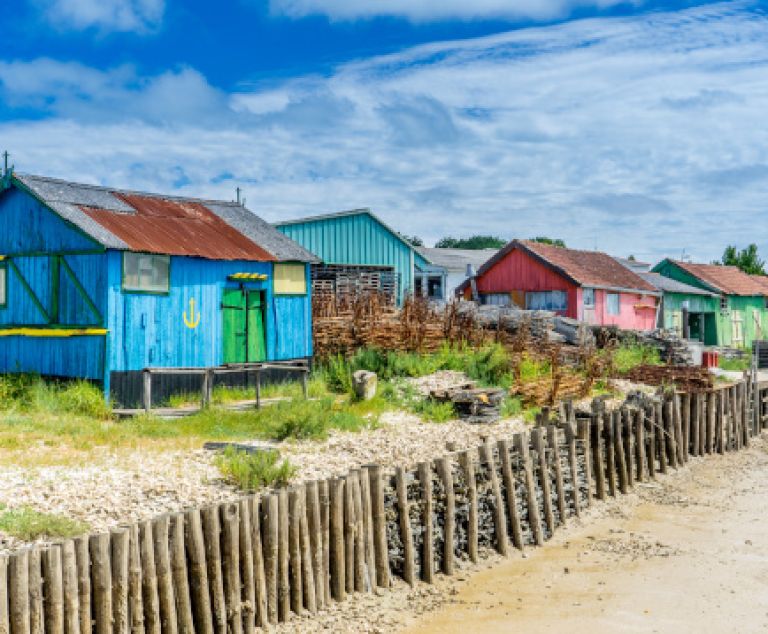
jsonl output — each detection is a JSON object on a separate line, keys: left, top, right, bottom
{"left": 669, "top": 261, "right": 766, "bottom": 296}
{"left": 472, "top": 240, "right": 657, "bottom": 293}
{"left": 80, "top": 193, "right": 275, "bottom": 261}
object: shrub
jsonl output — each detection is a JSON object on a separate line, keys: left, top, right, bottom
{"left": 500, "top": 396, "right": 523, "bottom": 418}
{"left": 612, "top": 344, "right": 661, "bottom": 374}
{"left": 410, "top": 398, "right": 455, "bottom": 423}
{"left": 57, "top": 381, "right": 112, "bottom": 419}
{"left": 0, "top": 504, "right": 89, "bottom": 541}
{"left": 214, "top": 447, "right": 296, "bottom": 491}
{"left": 259, "top": 397, "right": 373, "bottom": 441}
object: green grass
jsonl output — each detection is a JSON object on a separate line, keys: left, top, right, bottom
{"left": 0, "top": 375, "right": 111, "bottom": 418}
{"left": 611, "top": 344, "right": 662, "bottom": 374}
{"left": 213, "top": 447, "right": 296, "bottom": 491}
{"left": 165, "top": 377, "right": 330, "bottom": 408}
{"left": 718, "top": 356, "right": 751, "bottom": 372}
{"left": 409, "top": 399, "right": 455, "bottom": 423}
{"left": 0, "top": 503, "right": 89, "bottom": 541}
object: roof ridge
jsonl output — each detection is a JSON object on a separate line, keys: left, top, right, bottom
{"left": 16, "top": 173, "right": 244, "bottom": 208}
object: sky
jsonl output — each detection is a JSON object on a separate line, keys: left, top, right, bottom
{"left": 1, "top": 0, "right": 767, "bottom": 263}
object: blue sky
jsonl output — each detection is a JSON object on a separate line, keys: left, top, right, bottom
{"left": 1, "top": 0, "right": 767, "bottom": 262}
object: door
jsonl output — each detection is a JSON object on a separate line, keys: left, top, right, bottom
{"left": 222, "top": 288, "right": 266, "bottom": 364}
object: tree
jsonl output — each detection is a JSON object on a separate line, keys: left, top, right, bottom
{"left": 399, "top": 234, "right": 424, "bottom": 246}
{"left": 531, "top": 236, "right": 566, "bottom": 247}
{"left": 434, "top": 235, "right": 506, "bottom": 249}
{"left": 720, "top": 244, "right": 766, "bottom": 275}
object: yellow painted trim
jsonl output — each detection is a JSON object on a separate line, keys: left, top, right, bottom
{"left": 0, "top": 328, "right": 108, "bottom": 337}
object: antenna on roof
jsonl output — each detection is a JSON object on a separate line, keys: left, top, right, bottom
{"left": 235, "top": 187, "right": 246, "bottom": 207}
{"left": 236, "top": 187, "right": 241, "bottom": 205}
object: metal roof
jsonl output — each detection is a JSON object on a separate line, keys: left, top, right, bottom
{"left": 416, "top": 247, "right": 496, "bottom": 273}
{"left": 12, "top": 173, "right": 318, "bottom": 262}
{"left": 274, "top": 207, "right": 431, "bottom": 264}
{"left": 664, "top": 260, "right": 767, "bottom": 296}
{"left": 639, "top": 272, "right": 717, "bottom": 296}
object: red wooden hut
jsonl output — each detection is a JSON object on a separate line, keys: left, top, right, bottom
{"left": 458, "top": 240, "right": 660, "bottom": 330}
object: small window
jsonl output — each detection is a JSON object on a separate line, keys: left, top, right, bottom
{"left": 583, "top": 288, "right": 595, "bottom": 308}
{"left": 526, "top": 290, "right": 567, "bottom": 312}
{"left": 122, "top": 253, "right": 170, "bottom": 293}
{"left": 274, "top": 263, "right": 307, "bottom": 295}
{"left": 0, "top": 261, "right": 6, "bottom": 308}
{"left": 606, "top": 293, "right": 621, "bottom": 315}
{"left": 720, "top": 296, "right": 728, "bottom": 311}
{"left": 481, "top": 293, "right": 511, "bottom": 306}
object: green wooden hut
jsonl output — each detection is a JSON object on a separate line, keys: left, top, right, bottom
{"left": 274, "top": 208, "right": 439, "bottom": 305}
{"left": 638, "top": 272, "right": 719, "bottom": 341}
{"left": 652, "top": 259, "right": 768, "bottom": 347}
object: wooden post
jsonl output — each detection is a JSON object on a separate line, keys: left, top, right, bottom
{"left": 691, "top": 393, "right": 700, "bottom": 457}
{"left": 277, "top": 489, "right": 290, "bottom": 620}
{"left": 152, "top": 516, "right": 178, "bottom": 634}
{"left": 184, "top": 509, "right": 213, "bottom": 634}
{"left": 682, "top": 393, "right": 691, "bottom": 461}
{"left": 255, "top": 371, "right": 262, "bottom": 409}
{"left": 603, "top": 411, "right": 617, "bottom": 495}
{"left": 343, "top": 475, "right": 355, "bottom": 595}
{"left": 41, "top": 546, "right": 64, "bottom": 634}
{"left": 201, "top": 368, "right": 214, "bottom": 409}
{"left": 220, "top": 504, "right": 243, "bottom": 634}
{"left": 613, "top": 411, "right": 629, "bottom": 494}
{"left": 138, "top": 522, "right": 161, "bottom": 634}
{"left": 359, "top": 469, "right": 377, "bottom": 594}
{"left": 248, "top": 497, "right": 268, "bottom": 628}
{"left": 350, "top": 473, "right": 365, "bottom": 594}
{"left": 367, "top": 467, "right": 389, "bottom": 589}
{"left": 28, "top": 547, "right": 42, "bottom": 634}
{"left": 110, "top": 529, "right": 129, "bottom": 634}
{"left": 672, "top": 394, "right": 684, "bottom": 464}
{"left": 546, "top": 426, "right": 568, "bottom": 521}
{"left": 60, "top": 541, "right": 80, "bottom": 634}
{"left": 329, "top": 478, "right": 346, "bottom": 601}
{"left": 417, "top": 462, "right": 434, "bottom": 583}
{"left": 237, "top": 500, "right": 256, "bottom": 634}
{"left": 288, "top": 489, "right": 304, "bottom": 615}
{"left": 260, "top": 495, "right": 279, "bottom": 624}
{"left": 498, "top": 439, "right": 524, "bottom": 548}
{"left": 716, "top": 391, "right": 725, "bottom": 454}
{"left": 299, "top": 491, "right": 317, "bottom": 613}
{"left": 305, "top": 482, "right": 326, "bottom": 610}
{"left": 623, "top": 409, "right": 635, "bottom": 488}
{"left": 457, "top": 450, "right": 479, "bottom": 561}
{"left": 436, "top": 456, "right": 456, "bottom": 575}
{"left": 577, "top": 419, "right": 593, "bottom": 505}
{"left": 168, "top": 515, "right": 194, "bottom": 634}
{"left": 143, "top": 369, "right": 152, "bottom": 413}
{"left": 0, "top": 555, "right": 9, "bottom": 634}
{"left": 634, "top": 409, "right": 646, "bottom": 482}
{"left": 9, "top": 550, "right": 30, "bottom": 634}
{"left": 479, "top": 441, "right": 509, "bottom": 554}
{"left": 563, "top": 425, "right": 581, "bottom": 518}
{"left": 656, "top": 402, "right": 667, "bottom": 474}
{"left": 662, "top": 398, "right": 676, "bottom": 469}
{"left": 514, "top": 432, "right": 543, "bottom": 546}
{"left": 706, "top": 391, "right": 716, "bottom": 455}
{"left": 200, "top": 506, "right": 226, "bottom": 634}
{"left": 395, "top": 467, "right": 416, "bottom": 586}
{"left": 301, "top": 370, "right": 309, "bottom": 400}
{"left": 319, "top": 479, "right": 332, "bottom": 603}
{"left": 90, "top": 534, "right": 113, "bottom": 634}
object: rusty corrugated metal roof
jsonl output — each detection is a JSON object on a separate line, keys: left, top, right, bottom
{"left": 81, "top": 194, "right": 275, "bottom": 261}
{"left": 670, "top": 260, "right": 767, "bottom": 296}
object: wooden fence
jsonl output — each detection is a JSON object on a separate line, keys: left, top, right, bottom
{"left": 1, "top": 379, "right": 766, "bottom": 633}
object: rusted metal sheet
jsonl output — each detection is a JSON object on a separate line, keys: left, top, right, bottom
{"left": 81, "top": 193, "right": 275, "bottom": 261}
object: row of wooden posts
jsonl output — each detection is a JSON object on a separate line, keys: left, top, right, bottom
{"left": 0, "top": 379, "right": 766, "bottom": 634}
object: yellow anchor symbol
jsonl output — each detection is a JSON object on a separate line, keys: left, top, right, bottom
{"left": 183, "top": 297, "right": 201, "bottom": 329}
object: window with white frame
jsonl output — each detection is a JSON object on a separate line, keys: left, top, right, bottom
{"left": 122, "top": 252, "right": 170, "bottom": 293}
{"left": 583, "top": 287, "right": 595, "bottom": 308}
{"left": 606, "top": 293, "right": 621, "bottom": 315}
{"left": 481, "top": 293, "right": 511, "bottom": 307}
{"left": 525, "top": 290, "right": 567, "bottom": 312}
{"left": 0, "top": 261, "right": 6, "bottom": 307}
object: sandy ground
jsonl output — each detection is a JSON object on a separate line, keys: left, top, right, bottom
{"left": 273, "top": 436, "right": 768, "bottom": 634}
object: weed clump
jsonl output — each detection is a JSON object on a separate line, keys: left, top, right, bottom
{"left": 0, "top": 504, "right": 89, "bottom": 541}
{"left": 214, "top": 447, "right": 296, "bottom": 491}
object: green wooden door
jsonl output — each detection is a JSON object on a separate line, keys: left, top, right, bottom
{"left": 222, "top": 288, "right": 266, "bottom": 364}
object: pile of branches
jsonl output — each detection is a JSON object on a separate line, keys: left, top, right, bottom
{"left": 624, "top": 364, "right": 713, "bottom": 391}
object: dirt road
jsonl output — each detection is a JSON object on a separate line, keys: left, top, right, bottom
{"left": 401, "top": 440, "right": 768, "bottom": 634}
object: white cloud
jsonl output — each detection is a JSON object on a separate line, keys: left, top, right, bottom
{"left": 3, "top": 2, "right": 768, "bottom": 263}
{"left": 269, "top": 0, "right": 638, "bottom": 22}
{"left": 36, "top": 0, "right": 164, "bottom": 33}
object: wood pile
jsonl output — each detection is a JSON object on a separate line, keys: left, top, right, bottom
{"left": 510, "top": 371, "right": 590, "bottom": 407}
{"left": 624, "top": 364, "right": 713, "bottom": 391}
{"left": 429, "top": 386, "right": 506, "bottom": 424}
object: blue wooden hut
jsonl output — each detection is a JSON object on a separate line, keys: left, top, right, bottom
{"left": 0, "top": 172, "right": 318, "bottom": 406}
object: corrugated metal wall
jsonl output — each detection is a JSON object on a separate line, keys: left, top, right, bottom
{"left": 107, "top": 253, "right": 312, "bottom": 372}
{"left": 276, "top": 213, "right": 415, "bottom": 304}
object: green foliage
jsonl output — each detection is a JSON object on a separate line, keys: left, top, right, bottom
{"left": 409, "top": 398, "right": 455, "bottom": 423}
{"left": 0, "top": 375, "right": 110, "bottom": 418}
{"left": 0, "top": 504, "right": 89, "bottom": 541}
{"left": 718, "top": 356, "right": 751, "bottom": 372}
{"left": 720, "top": 244, "right": 766, "bottom": 275}
{"left": 500, "top": 396, "right": 523, "bottom": 418}
{"left": 399, "top": 233, "right": 424, "bottom": 246}
{"left": 611, "top": 344, "right": 662, "bottom": 374}
{"left": 434, "top": 235, "right": 506, "bottom": 249}
{"left": 531, "top": 236, "right": 566, "bottom": 247}
{"left": 517, "top": 354, "right": 551, "bottom": 382}
{"left": 320, "top": 355, "right": 356, "bottom": 395}
{"left": 213, "top": 447, "right": 296, "bottom": 491}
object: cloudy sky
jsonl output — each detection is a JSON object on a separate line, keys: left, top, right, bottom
{"left": 1, "top": 0, "right": 767, "bottom": 263}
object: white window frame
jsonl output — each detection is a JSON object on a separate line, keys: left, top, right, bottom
{"left": 583, "top": 287, "right": 595, "bottom": 308}
{"left": 122, "top": 252, "right": 170, "bottom": 294}
{"left": 606, "top": 293, "right": 621, "bottom": 316}
{"left": 0, "top": 260, "right": 6, "bottom": 308}
{"left": 525, "top": 290, "right": 568, "bottom": 312}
